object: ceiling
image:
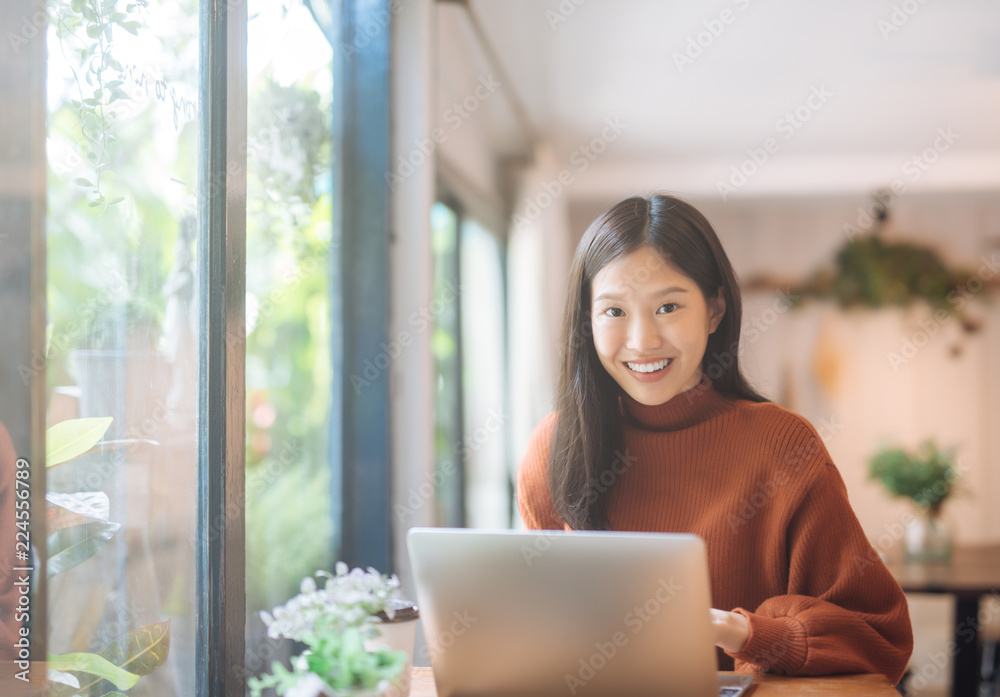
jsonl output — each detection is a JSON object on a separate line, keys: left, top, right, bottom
{"left": 449, "top": 0, "right": 1000, "bottom": 198}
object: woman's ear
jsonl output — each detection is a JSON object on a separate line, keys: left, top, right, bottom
{"left": 707, "top": 290, "right": 726, "bottom": 334}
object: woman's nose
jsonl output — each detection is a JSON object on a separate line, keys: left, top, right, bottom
{"left": 626, "top": 315, "right": 662, "bottom": 351}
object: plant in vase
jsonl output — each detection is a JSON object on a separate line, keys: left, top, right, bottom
{"left": 868, "top": 440, "right": 960, "bottom": 562}
{"left": 250, "top": 564, "right": 419, "bottom": 697}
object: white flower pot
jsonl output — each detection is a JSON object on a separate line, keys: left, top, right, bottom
{"left": 364, "top": 608, "right": 419, "bottom": 697}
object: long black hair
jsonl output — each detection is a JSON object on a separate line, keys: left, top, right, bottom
{"left": 549, "top": 194, "right": 767, "bottom": 530}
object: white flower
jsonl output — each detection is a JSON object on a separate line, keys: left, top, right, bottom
{"left": 260, "top": 564, "right": 410, "bottom": 643}
{"left": 286, "top": 672, "right": 335, "bottom": 697}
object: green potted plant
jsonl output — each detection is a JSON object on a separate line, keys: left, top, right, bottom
{"left": 868, "top": 440, "right": 959, "bottom": 562}
{"left": 250, "top": 564, "right": 419, "bottom": 697}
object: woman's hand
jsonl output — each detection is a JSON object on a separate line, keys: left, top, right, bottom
{"left": 710, "top": 609, "right": 750, "bottom": 653}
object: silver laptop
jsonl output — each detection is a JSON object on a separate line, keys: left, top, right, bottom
{"left": 407, "top": 528, "right": 754, "bottom": 697}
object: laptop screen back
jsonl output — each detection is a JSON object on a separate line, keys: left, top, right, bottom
{"left": 407, "top": 528, "right": 718, "bottom": 697}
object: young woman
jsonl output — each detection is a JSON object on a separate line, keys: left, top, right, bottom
{"left": 517, "top": 194, "right": 913, "bottom": 683}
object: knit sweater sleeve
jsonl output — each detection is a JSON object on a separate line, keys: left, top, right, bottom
{"left": 727, "top": 459, "right": 913, "bottom": 684}
{"left": 515, "top": 412, "right": 565, "bottom": 530}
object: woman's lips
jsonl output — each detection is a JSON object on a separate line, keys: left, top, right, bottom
{"left": 624, "top": 358, "right": 673, "bottom": 383}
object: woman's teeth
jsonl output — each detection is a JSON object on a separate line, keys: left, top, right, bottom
{"left": 626, "top": 359, "right": 672, "bottom": 373}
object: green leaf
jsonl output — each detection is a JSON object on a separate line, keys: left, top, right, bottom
{"left": 100, "top": 620, "right": 171, "bottom": 677}
{"left": 47, "top": 520, "right": 120, "bottom": 577}
{"left": 85, "top": 621, "right": 172, "bottom": 696}
{"left": 85, "top": 23, "right": 100, "bottom": 38}
{"left": 47, "top": 417, "right": 113, "bottom": 466}
{"left": 46, "top": 653, "right": 139, "bottom": 691}
{"left": 74, "top": 178, "right": 94, "bottom": 187}
{"left": 46, "top": 623, "right": 171, "bottom": 697}
{"left": 108, "top": 196, "right": 125, "bottom": 205}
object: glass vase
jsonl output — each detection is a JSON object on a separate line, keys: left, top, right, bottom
{"left": 903, "top": 509, "right": 952, "bottom": 562}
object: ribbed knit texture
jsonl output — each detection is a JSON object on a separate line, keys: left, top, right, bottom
{"left": 517, "top": 380, "right": 913, "bottom": 683}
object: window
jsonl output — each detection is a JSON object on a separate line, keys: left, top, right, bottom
{"left": 243, "top": 0, "right": 336, "bottom": 681}
{"left": 459, "top": 219, "right": 510, "bottom": 528}
{"left": 430, "top": 199, "right": 511, "bottom": 528}
{"left": 44, "top": 1, "right": 202, "bottom": 693}
{"left": 430, "top": 201, "right": 463, "bottom": 526}
{"left": 1, "top": 0, "right": 394, "bottom": 694}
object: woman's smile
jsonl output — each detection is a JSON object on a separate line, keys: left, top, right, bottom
{"left": 624, "top": 357, "right": 674, "bottom": 381}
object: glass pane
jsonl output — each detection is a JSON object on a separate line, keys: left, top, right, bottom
{"left": 459, "top": 221, "right": 509, "bottom": 528}
{"left": 45, "top": 0, "right": 200, "bottom": 694}
{"left": 430, "top": 202, "right": 463, "bottom": 526}
{"left": 243, "top": 0, "right": 335, "bottom": 687}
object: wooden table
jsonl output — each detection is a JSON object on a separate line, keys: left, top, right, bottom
{"left": 409, "top": 666, "right": 899, "bottom": 696}
{"left": 885, "top": 544, "right": 1000, "bottom": 697}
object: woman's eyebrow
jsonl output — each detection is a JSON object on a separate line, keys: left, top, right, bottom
{"left": 593, "top": 286, "right": 689, "bottom": 303}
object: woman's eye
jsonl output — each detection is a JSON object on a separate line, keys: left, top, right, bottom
{"left": 604, "top": 307, "right": 624, "bottom": 318}
{"left": 657, "top": 303, "right": 679, "bottom": 314}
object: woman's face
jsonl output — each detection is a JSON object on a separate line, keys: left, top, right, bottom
{"left": 590, "top": 245, "right": 725, "bottom": 406}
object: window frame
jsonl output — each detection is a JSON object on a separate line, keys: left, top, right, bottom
{"left": 1, "top": 0, "right": 396, "bottom": 691}
{"left": 196, "top": 0, "right": 247, "bottom": 694}
{"left": 0, "top": 0, "right": 49, "bottom": 662}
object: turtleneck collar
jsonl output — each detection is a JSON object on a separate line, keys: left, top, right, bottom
{"left": 619, "top": 375, "right": 733, "bottom": 432}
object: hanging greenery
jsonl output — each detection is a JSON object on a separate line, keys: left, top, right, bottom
{"left": 753, "top": 192, "right": 992, "bottom": 333}
{"left": 799, "top": 234, "right": 969, "bottom": 311}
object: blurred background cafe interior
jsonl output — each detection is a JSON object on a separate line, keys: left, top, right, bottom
{"left": 1, "top": 0, "right": 999, "bottom": 695}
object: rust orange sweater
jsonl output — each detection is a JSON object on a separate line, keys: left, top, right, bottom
{"left": 517, "top": 381, "right": 913, "bottom": 684}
